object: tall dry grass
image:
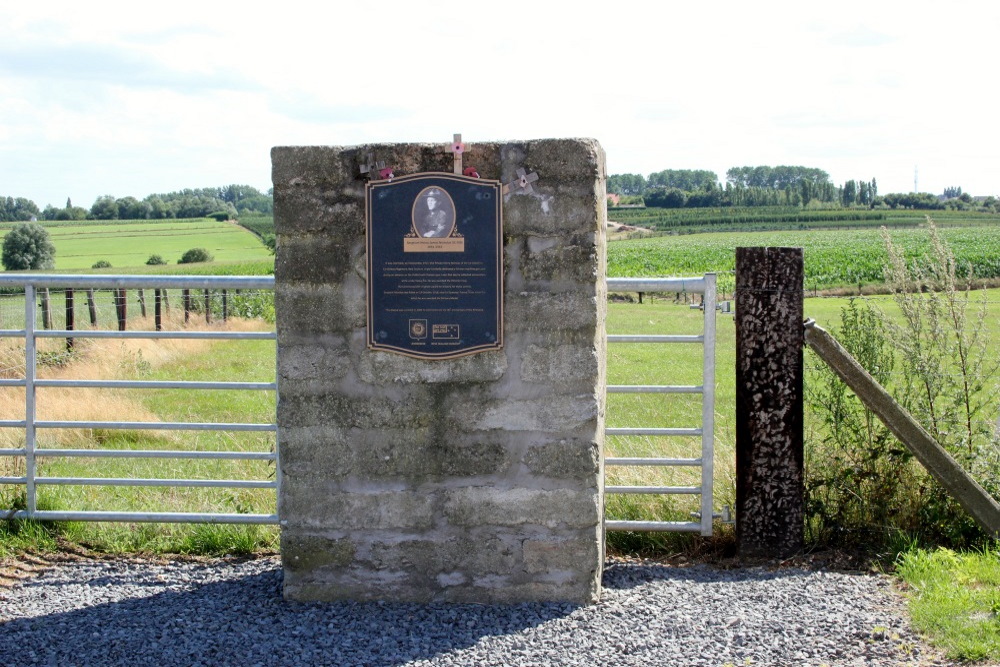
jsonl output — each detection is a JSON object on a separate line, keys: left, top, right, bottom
{"left": 0, "top": 314, "right": 269, "bottom": 474}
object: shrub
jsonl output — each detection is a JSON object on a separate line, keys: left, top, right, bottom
{"left": 91, "top": 260, "right": 112, "bottom": 269}
{"left": 2, "top": 222, "right": 56, "bottom": 270}
{"left": 146, "top": 254, "right": 167, "bottom": 265}
{"left": 806, "top": 219, "right": 1000, "bottom": 551}
{"left": 208, "top": 211, "right": 232, "bottom": 222}
{"left": 178, "top": 248, "right": 214, "bottom": 264}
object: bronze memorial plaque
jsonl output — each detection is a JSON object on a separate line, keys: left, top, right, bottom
{"left": 366, "top": 172, "right": 503, "bottom": 359}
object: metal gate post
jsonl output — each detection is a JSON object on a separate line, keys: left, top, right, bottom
{"left": 700, "top": 273, "right": 717, "bottom": 535}
{"left": 25, "top": 285, "right": 37, "bottom": 517}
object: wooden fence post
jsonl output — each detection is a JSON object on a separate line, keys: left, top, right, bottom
{"left": 154, "top": 289, "right": 162, "bottom": 332}
{"left": 183, "top": 289, "right": 191, "bottom": 324}
{"left": 40, "top": 289, "right": 52, "bottom": 330}
{"left": 137, "top": 288, "right": 147, "bottom": 318}
{"left": 115, "top": 288, "right": 127, "bottom": 331}
{"left": 65, "top": 288, "right": 75, "bottom": 351}
{"left": 222, "top": 289, "right": 228, "bottom": 322}
{"left": 735, "top": 247, "right": 804, "bottom": 558}
{"left": 204, "top": 289, "right": 211, "bottom": 324}
{"left": 86, "top": 289, "right": 98, "bottom": 326}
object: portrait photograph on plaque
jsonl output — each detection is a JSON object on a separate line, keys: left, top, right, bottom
{"left": 366, "top": 172, "right": 503, "bottom": 359}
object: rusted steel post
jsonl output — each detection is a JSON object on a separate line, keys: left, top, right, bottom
{"left": 65, "top": 288, "right": 74, "bottom": 351}
{"left": 735, "top": 247, "right": 804, "bottom": 557}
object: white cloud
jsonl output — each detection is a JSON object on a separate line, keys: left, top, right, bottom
{"left": 2, "top": 0, "right": 999, "bottom": 207}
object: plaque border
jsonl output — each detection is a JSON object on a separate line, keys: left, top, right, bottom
{"left": 365, "top": 172, "right": 504, "bottom": 360}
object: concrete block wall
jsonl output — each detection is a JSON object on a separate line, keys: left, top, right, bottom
{"left": 272, "top": 138, "right": 607, "bottom": 603}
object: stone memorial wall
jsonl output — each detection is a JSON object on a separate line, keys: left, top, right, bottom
{"left": 272, "top": 138, "right": 607, "bottom": 603}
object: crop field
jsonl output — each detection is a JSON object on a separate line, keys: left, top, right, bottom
{"left": 608, "top": 224, "right": 1000, "bottom": 293}
{"left": 0, "top": 219, "right": 271, "bottom": 270}
{"left": 608, "top": 205, "right": 1000, "bottom": 234}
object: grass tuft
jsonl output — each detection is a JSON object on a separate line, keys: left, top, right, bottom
{"left": 895, "top": 545, "right": 1000, "bottom": 661}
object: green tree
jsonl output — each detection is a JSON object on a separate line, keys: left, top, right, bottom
{"left": 90, "top": 195, "right": 119, "bottom": 219}
{"left": 644, "top": 187, "right": 688, "bottom": 208}
{"left": 0, "top": 196, "right": 41, "bottom": 222}
{"left": 2, "top": 222, "right": 56, "bottom": 270}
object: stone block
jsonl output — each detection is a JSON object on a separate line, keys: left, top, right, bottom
{"left": 278, "top": 392, "right": 433, "bottom": 430}
{"left": 277, "top": 425, "right": 348, "bottom": 476}
{"left": 366, "top": 535, "right": 518, "bottom": 574}
{"left": 522, "top": 537, "right": 600, "bottom": 574}
{"left": 523, "top": 437, "right": 601, "bottom": 479}
{"left": 275, "top": 281, "right": 366, "bottom": 340}
{"left": 282, "top": 488, "right": 439, "bottom": 531}
{"left": 272, "top": 146, "right": 358, "bottom": 190}
{"left": 504, "top": 291, "right": 598, "bottom": 333}
{"left": 520, "top": 343, "right": 599, "bottom": 385}
{"left": 462, "top": 395, "right": 599, "bottom": 433}
{"left": 356, "top": 349, "right": 507, "bottom": 385}
{"left": 281, "top": 534, "right": 355, "bottom": 573}
{"left": 443, "top": 487, "right": 600, "bottom": 529}
{"left": 275, "top": 235, "right": 359, "bottom": 284}
{"left": 519, "top": 237, "right": 599, "bottom": 285}
{"left": 502, "top": 190, "right": 602, "bottom": 237}
{"left": 277, "top": 339, "right": 352, "bottom": 394}
{"left": 350, "top": 430, "right": 511, "bottom": 479}
{"left": 499, "top": 139, "right": 602, "bottom": 182}
{"left": 273, "top": 188, "right": 364, "bottom": 238}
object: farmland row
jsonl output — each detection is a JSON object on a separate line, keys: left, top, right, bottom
{"left": 608, "top": 226, "right": 1000, "bottom": 292}
{"left": 608, "top": 206, "right": 1000, "bottom": 233}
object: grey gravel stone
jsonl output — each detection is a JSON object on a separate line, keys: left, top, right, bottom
{"left": 0, "top": 556, "right": 946, "bottom": 666}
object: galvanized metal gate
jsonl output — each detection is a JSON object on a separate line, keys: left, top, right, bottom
{"left": 0, "top": 275, "right": 278, "bottom": 524}
{"left": 3, "top": 273, "right": 717, "bottom": 534}
{"left": 604, "top": 275, "right": 717, "bottom": 536}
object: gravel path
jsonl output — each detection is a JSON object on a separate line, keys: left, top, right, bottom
{"left": 0, "top": 555, "right": 948, "bottom": 666}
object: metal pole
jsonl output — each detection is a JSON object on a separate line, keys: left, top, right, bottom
{"left": 700, "top": 273, "right": 717, "bottom": 536}
{"left": 25, "top": 285, "right": 37, "bottom": 516}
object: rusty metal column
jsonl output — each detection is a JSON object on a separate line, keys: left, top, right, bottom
{"left": 735, "top": 247, "right": 804, "bottom": 557}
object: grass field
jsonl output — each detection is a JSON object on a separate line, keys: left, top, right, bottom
{"left": 0, "top": 219, "right": 272, "bottom": 270}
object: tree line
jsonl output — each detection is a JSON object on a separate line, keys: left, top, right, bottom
{"left": 0, "top": 185, "right": 273, "bottom": 223}
{"left": 609, "top": 166, "right": 997, "bottom": 212}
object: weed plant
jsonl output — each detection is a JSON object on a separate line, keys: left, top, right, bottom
{"left": 806, "top": 220, "right": 1000, "bottom": 552}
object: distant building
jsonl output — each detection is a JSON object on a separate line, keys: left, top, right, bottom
{"left": 607, "top": 193, "right": 621, "bottom": 206}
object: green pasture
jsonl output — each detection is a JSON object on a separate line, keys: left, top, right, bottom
{"left": 0, "top": 218, "right": 271, "bottom": 270}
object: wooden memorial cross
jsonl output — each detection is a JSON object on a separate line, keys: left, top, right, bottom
{"left": 448, "top": 133, "right": 466, "bottom": 174}
{"left": 503, "top": 167, "right": 539, "bottom": 195}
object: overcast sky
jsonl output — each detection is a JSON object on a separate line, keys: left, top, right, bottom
{"left": 2, "top": 1, "right": 997, "bottom": 209}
